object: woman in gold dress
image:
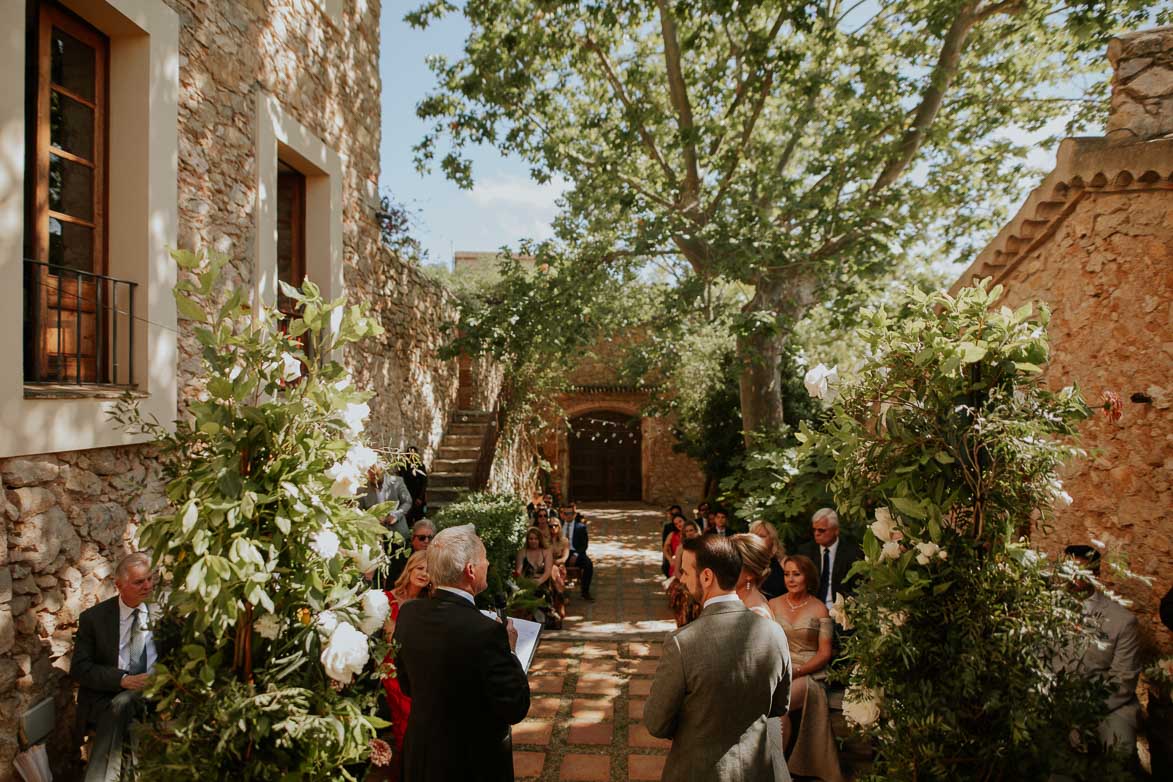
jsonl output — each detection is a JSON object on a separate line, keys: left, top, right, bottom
{"left": 767, "top": 554, "right": 844, "bottom": 782}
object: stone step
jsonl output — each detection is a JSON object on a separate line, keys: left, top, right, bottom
{"left": 447, "top": 423, "right": 490, "bottom": 437}
{"left": 451, "top": 410, "right": 495, "bottom": 424}
{"left": 443, "top": 434, "right": 483, "bottom": 447}
{"left": 433, "top": 457, "right": 478, "bottom": 473}
{"left": 437, "top": 445, "right": 480, "bottom": 460}
{"left": 430, "top": 474, "right": 473, "bottom": 489}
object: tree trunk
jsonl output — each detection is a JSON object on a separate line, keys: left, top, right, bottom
{"left": 736, "top": 269, "right": 817, "bottom": 448}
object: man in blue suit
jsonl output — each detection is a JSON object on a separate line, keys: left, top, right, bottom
{"left": 561, "top": 503, "right": 594, "bottom": 601}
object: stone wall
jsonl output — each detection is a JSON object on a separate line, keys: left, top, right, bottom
{"left": 0, "top": 0, "right": 490, "bottom": 778}
{"left": 0, "top": 450, "right": 166, "bottom": 777}
{"left": 954, "top": 26, "right": 1173, "bottom": 653}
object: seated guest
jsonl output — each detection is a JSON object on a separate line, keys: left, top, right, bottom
{"left": 547, "top": 518, "right": 570, "bottom": 626}
{"left": 767, "top": 555, "right": 844, "bottom": 782}
{"left": 1063, "top": 544, "right": 1141, "bottom": 760}
{"left": 514, "top": 528, "right": 558, "bottom": 625}
{"left": 71, "top": 552, "right": 158, "bottom": 782}
{"left": 525, "top": 490, "right": 545, "bottom": 521}
{"left": 388, "top": 519, "right": 435, "bottom": 585}
{"left": 393, "top": 525, "right": 530, "bottom": 780}
{"left": 797, "top": 507, "right": 863, "bottom": 610}
{"left": 705, "top": 508, "right": 733, "bottom": 537}
{"left": 533, "top": 509, "right": 554, "bottom": 546}
{"left": 561, "top": 503, "right": 594, "bottom": 601}
{"left": 661, "top": 513, "right": 686, "bottom": 578}
{"left": 750, "top": 520, "right": 788, "bottom": 599}
{"left": 667, "top": 521, "right": 703, "bottom": 627}
{"left": 661, "top": 504, "right": 684, "bottom": 576}
{"left": 381, "top": 551, "right": 432, "bottom": 781}
{"left": 732, "top": 533, "right": 774, "bottom": 618}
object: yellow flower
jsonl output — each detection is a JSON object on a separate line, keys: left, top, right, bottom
{"left": 297, "top": 607, "right": 312, "bottom": 626}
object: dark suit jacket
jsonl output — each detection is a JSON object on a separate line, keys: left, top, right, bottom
{"left": 70, "top": 596, "right": 128, "bottom": 734}
{"left": 394, "top": 590, "right": 530, "bottom": 782}
{"left": 568, "top": 517, "right": 589, "bottom": 556}
{"left": 798, "top": 539, "right": 864, "bottom": 601}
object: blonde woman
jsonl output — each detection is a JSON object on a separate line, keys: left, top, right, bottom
{"left": 548, "top": 518, "right": 570, "bottom": 625}
{"left": 381, "top": 550, "right": 431, "bottom": 780}
{"left": 749, "top": 519, "right": 788, "bottom": 599}
{"left": 732, "top": 533, "right": 774, "bottom": 618}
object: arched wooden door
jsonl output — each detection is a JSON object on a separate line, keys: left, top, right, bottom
{"left": 568, "top": 411, "right": 642, "bottom": 501}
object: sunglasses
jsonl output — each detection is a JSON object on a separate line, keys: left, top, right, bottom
{"left": 550, "top": 524, "right": 561, "bottom": 529}
{"left": 414, "top": 534, "right": 433, "bottom": 541}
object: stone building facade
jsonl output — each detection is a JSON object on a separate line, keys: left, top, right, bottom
{"left": 953, "top": 26, "right": 1173, "bottom": 653}
{"left": 0, "top": 1, "right": 523, "bottom": 778}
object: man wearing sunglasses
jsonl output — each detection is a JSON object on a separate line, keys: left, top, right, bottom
{"left": 411, "top": 519, "right": 436, "bottom": 553}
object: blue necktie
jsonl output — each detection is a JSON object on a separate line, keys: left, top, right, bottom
{"left": 819, "top": 547, "right": 831, "bottom": 602}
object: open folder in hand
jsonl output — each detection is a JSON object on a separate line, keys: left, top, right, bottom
{"left": 482, "top": 611, "right": 542, "bottom": 673}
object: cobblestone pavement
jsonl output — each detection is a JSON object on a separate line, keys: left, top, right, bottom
{"left": 514, "top": 502, "right": 677, "bottom": 781}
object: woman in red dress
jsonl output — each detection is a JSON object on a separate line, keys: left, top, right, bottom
{"left": 382, "top": 550, "right": 431, "bottom": 778}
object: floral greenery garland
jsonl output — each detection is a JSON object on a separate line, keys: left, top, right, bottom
{"left": 112, "top": 249, "right": 400, "bottom": 779}
{"left": 797, "top": 280, "right": 1130, "bottom": 780}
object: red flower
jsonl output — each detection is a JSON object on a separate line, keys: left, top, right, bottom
{"left": 369, "top": 738, "right": 393, "bottom": 767}
{"left": 1101, "top": 390, "right": 1123, "bottom": 423}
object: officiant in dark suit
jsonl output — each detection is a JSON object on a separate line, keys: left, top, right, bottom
{"left": 70, "top": 552, "right": 157, "bottom": 782}
{"left": 394, "top": 524, "right": 530, "bottom": 781}
{"left": 797, "top": 508, "right": 863, "bottom": 610}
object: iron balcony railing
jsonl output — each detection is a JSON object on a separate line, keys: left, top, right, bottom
{"left": 24, "top": 259, "right": 138, "bottom": 387}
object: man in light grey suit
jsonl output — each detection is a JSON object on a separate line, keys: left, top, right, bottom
{"left": 644, "top": 535, "right": 792, "bottom": 782}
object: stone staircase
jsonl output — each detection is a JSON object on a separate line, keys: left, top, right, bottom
{"left": 427, "top": 409, "right": 497, "bottom": 514}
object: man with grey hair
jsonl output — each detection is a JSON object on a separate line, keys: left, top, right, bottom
{"left": 71, "top": 552, "right": 158, "bottom": 781}
{"left": 797, "top": 507, "right": 863, "bottom": 609}
{"left": 394, "top": 524, "right": 530, "bottom": 781}
{"left": 410, "top": 518, "right": 436, "bottom": 553}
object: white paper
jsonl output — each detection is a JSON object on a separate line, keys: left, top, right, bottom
{"left": 482, "top": 611, "right": 543, "bottom": 673}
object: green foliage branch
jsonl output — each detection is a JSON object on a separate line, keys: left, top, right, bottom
{"left": 432, "top": 491, "right": 532, "bottom": 607}
{"left": 801, "top": 280, "right": 1127, "bottom": 780}
{"left": 112, "top": 249, "right": 399, "bottom": 779}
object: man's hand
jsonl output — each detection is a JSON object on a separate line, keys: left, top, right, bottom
{"left": 121, "top": 673, "right": 150, "bottom": 691}
{"left": 506, "top": 618, "right": 519, "bottom": 651}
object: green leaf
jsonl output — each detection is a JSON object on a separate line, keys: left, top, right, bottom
{"left": 175, "top": 294, "right": 207, "bottom": 323}
{"left": 933, "top": 451, "right": 955, "bottom": 465}
{"left": 891, "top": 496, "right": 926, "bottom": 520}
{"left": 958, "top": 342, "right": 987, "bottom": 364}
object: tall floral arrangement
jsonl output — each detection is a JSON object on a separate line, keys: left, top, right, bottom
{"left": 112, "top": 249, "right": 398, "bottom": 779}
{"left": 799, "top": 281, "right": 1128, "bottom": 780}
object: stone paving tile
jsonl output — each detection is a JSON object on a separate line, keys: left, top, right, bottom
{"left": 515, "top": 750, "right": 547, "bottom": 778}
{"left": 566, "top": 720, "right": 614, "bottom": 745}
{"left": 530, "top": 675, "right": 566, "bottom": 694}
{"left": 529, "top": 697, "right": 563, "bottom": 719}
{"left": 628, "top": 724, "right": 672, "bottom": 750}
{"left": 559, "top": 753, "right": 612, "bottom": 781}
{"left": 627, "top": 679, "right": 653, "bottom": 697}
{"left": 627, "top": 754, "right": 666, "bottom": 781}
{"left": 570, "top": 698, "right": 614, "bottom": 723}
{"left": 579, "top": 657, "right": 619, "bottom": 674}
{"left": 515, "top": 719, "right": 555, "bottom": 745}
{"left": 627, "top": 700, "right": 645, "bottom": 721}
{"left": 532, "top": 657, "right": 571, "bottom": 674}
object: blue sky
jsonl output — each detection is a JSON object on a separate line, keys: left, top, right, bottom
{"left": 379, "top": 8, "right": 565, "bottom": 267}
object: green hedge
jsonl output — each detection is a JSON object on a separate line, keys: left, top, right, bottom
{"left": 433, "top": 492, "right": 530, "bottom": 606}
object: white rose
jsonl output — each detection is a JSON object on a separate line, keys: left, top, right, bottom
{"left": 803, "top": 363, "right": 839, "bottom": 402}
{"left": 315, "top": 609, "right": 339, "bottom": 639}
{"left": 341, "top": 402, "right": 370, "bottom": 438}
{"left": 829, "top": 593, "right": 853, "bottom": 630}
{"left": 346, "top": 444, "right": 379, "bottom": 473}
{"left": 359, "top": 590, "right": 391, "bottom": 635}
{"left": 279, "top": 352, "right": 302, "bottom": 383}
{"left": 311, "top": 528, "right": 341, "bottom": 560}
{"left": 915, "top": 541, "right": 940, "bottom": 566}
{"left": 1048, "top": 478, "right": 1073, "bottom": 507}
{"left": 881, "top": 540, "right": 903, "bottom": 561}
{"left": 254, "top": 613, "right": 283, "bottom": 640}
{"left": 878, "top": 609, "right": 909, "bottom": 634}
{"left": 333, "top": 376, "right": 352, "bottom": 392}
{"left": 349, "top": 544, "right": 384, "bottom": 574}
{"left": 319, "top": 621, "right": 370, "bottom": 685}
{"left": 870, "top": 508, "right": 903, "bottom": 544}
{"left": 325, "top": 460, "right": 363, "bottom": 498}
{"left": 842, "top": 686, "right": 882, "bottom": 728}
{"left": 937, "top": 549, "right": 948, "bottom": 561}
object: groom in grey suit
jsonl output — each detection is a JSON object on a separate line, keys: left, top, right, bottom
{"left": 644, "top": 535, "right": 792, "bottom": 781}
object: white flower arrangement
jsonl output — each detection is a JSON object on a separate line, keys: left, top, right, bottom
{"left": 842, "top": 685, "right": 882, "bottom": 728}
{"left": 254, "top": 613, "right": 283, "bottom": 640}
{"left": 279, "top": 352, "right": 302, "bottom": 383}
{"left": 345, "top": 444, "right": 379, "bottom": 473}
{"left": 803, "top": 363, "right": 840, "bottom": 403}
{"left": 310, "top": 528, "right": 341, "bottom": 560}
{"left": 359, "top": 590, "right": 391, "bottom": 635}
{"left": 315, "top": 610, "right": 339, "bottom": 639}
{"left": 340, "top": 401, "right": 370, "bottom": 439}
{"left": 319, "top": 621, "right": 370, "bottom": 685}
{"left": 830, "top": 593, "right": 853, "bottom": 630}
{"left": 914, "top": 541, "right": 944, "bottom": 566}
{"left": 348, "top": 544, "right": 384, "bottom": 574}
{"left": 324, "top": 460, "right": 364, "bottom": 498}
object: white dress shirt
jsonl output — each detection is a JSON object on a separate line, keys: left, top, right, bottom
{"left": 820, "top": 539, "right": 840, "bottom": 609}
{"left": 436, "top": 586, "right": 476, "bottom": 605}
{"left": 117, "top": 597, "right": 157, "bottom": 671}
{"left": 702, "top": 592, "right": 743, "bottom": 610}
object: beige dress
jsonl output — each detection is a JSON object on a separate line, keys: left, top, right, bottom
{"left": 775, "top": 615, "right": 844, "bottom": 782}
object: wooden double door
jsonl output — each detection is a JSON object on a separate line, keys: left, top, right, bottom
{"left": 568, "top": 411, "right": 642, "bottom": 501}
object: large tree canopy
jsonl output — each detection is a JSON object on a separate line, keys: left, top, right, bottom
{"left": 410, "top": 0, "right": 1162, "bottom": 443}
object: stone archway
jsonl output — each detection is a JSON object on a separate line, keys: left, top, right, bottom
{"left": 567, "top": 410, "right": 642, "bottom": 501}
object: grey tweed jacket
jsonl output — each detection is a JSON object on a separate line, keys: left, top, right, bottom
{"left": 644, "top": 599, "right": 793, "bottom": 782}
